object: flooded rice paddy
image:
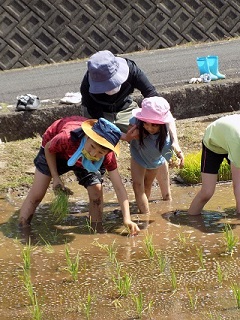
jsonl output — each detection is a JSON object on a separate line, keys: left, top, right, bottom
{"left": 1, "top": 181, "right": 240, "bottom": 319}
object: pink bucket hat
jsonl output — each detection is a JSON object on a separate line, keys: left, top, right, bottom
{"left": 132, "top": 97, "right": 174, "bottom": 124}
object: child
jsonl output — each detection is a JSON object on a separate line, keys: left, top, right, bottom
{"left": 129, "top": 96, "right": 183, "bottom": 214}
{"left": 19, "top": 116, "right": 140, "bottom": 235}
{"left": 188, "top": 114, "right": 240, "bottom": 216}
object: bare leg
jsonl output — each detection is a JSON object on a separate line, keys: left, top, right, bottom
{"left": 156, "top": 161, "right": 172, "bottom": 200}
{"left": 144, "top": 168, "right": 158, "bottom": 200}
{"left": 188, "top": 172, "right": 217, "bottom": 215}
{"left": 131, "top": 158, "right": 149, "bottom": 214}
{"left": 19, "top": 169, "right": 51, "bottom": 226}
{"left": 231, "top": 164, "right": 240, "bottom": 214}
{"left": 87, "top": 183, "right": 104, "bottom": 232}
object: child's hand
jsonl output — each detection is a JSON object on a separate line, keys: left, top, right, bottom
{"left": 53, "top": 183, "right": 73, "bottom": 195}
{"left": 176, "top": 150, "right": 184, "bottom": 168}
{"left": 121, "top": 125, "right": 139, "bottom": 142}
{"left": 170, "top": 148, "right": 184, "bottom": 168}
{"left": 125, "top": 221, "right": 140, "bottom": 236}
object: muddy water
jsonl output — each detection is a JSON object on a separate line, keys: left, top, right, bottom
{"left": 1, "top": 182, "right": 240, "bottom": 319}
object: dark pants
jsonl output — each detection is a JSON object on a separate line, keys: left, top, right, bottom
{"left": 34, "top": 147, "right": 105, "bottom": 188}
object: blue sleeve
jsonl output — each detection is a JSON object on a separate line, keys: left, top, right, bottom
{"left": 129, "top": 117, "right": 137, "bottom": 125}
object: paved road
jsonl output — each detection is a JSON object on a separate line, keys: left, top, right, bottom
{"left": 0, "top": 38, "right": 239, "bottom": 105}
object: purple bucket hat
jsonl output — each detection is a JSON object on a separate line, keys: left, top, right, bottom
{"left": 87, "top": 50, "right": 129, "bottom": 94}
{"left": 132, "top": 97, "right": 174, "bottom": 124}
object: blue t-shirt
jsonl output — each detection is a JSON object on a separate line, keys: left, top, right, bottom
{"left": 129, "top": 117, "right": 172, "bottom": 169}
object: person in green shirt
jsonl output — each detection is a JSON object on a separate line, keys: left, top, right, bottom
{"left": 188, "top": 114, "right": 240, "bottom": 216}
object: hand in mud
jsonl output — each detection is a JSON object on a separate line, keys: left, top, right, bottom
{"left": 53, "top": 184, "right": 73, "bottom": 196}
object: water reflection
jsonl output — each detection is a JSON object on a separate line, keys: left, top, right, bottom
{"left": 163, "top": 209, "right": 240, "bottom": 233}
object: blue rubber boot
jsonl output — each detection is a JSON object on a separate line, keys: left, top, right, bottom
{"left": 196, "top": 56, "right": 218, "bottom": 81}
{"left": 207, "top": 55, "right": 226, "bottom": 79}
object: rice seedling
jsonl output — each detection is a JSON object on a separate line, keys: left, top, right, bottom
{"left": 216, "top": 261, "right": 224, "bottom": 285}
{"left": 28, "top": 293, "right": 42, "bottom": 320}
{"left": 23, "top": 270, "right": 35, "bottom": 305}
{"left": 177, "top": 151, "right": 202, "bottom": 184}
{"left": 186, "top": 287, "right": 198, "bottom": 310}
{"left": 131, "top": 292, "right": 144, "bottom": 318}
{"left": 112, "top": 271, "right": 132, "bottom": 297}
{"left": 93, "top": 239, "right": 117, "bottom": 263}
{"left": 131, "top": 292, "right": 153, "bottom": 319}
{"left": 143, "top": 232, "right": 155, "bottom": 259}
{"left": 170, "top": 267, "right": 178, "bottom": 291}
{"left": 156, "top": 250, "right": 167, "bottom": 273}
{"left": 177, "top": 232, "right": 191, "bottom": 247}
{"left": 22, "top": 240, "right": 31, "bottom": 271}
{"left": 39, "top": 235, "right": 54, "bottom": 253}
{"left": 231, "top": 283, "right": 240, "bottom": 309}
{"left": 218, "top": 159, "right": 231, "bottom": 181}
{"left": 21, "top": 243, "right": 42, "bottom": 319}
{"left": 64, "top": 245, "right": 80, "bottom": 281}
{"left": 177, "top": 151, "right": 231, "bottom": 184}
{"left": 196, "top": 245, "right": 205, "bottom": 269}
{"left": 50, "top": 185, "right": 71, "bottom": 222}
{"left": 81, "top": 291, "right": 92, "bottom": 320}
{"left": 222, "top": 224, "right": 239, "bottom": 255}
{"left": 84, "top": 217, "right": 96, "bottom": 233}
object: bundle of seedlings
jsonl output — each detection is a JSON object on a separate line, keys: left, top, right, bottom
{"left": 176, "top": 151, "right": 231, "bottom": 185}
{"left": 50, "top": 184, "right": 73, "bottom": 222}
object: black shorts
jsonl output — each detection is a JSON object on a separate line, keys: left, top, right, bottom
{"left": 34, "top": 147, "right": 105, "bottom": 188}
{"left": 201, "top": 142, "right": 229, "bottom": 174}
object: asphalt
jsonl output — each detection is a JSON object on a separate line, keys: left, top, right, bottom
{"left": 0, "top": 38, "right": 240, "bottom": 105}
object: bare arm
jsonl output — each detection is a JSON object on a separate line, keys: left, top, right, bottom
{"left": 168, "top": 121, "right": 184, "bottom": 167}
{"left": 108, "top": 168, "right": 140, "bottom": 236}
{"left": 44, "top": 141, "right": 64, "bottom": 190}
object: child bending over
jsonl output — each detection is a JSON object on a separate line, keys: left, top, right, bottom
{"left": 19, "top": 116, "right": 140, "bottom": 235}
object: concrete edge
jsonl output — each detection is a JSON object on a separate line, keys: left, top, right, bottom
{"left": 0, "top": 79, "right": 240, "bottom": 142}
